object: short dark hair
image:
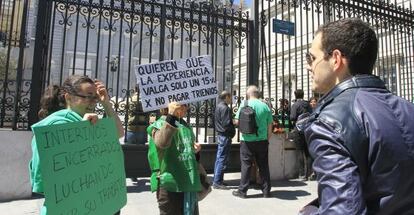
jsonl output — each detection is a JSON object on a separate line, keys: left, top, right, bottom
{"left": 309, "top": 97, "right": 318, "bottom": 103}
{"left": 316, "top": 18, "right": 378, "bottom": 75}
{"left": 219, "top": 90, "right": 231, "bottom": 100}
{"left": 62, "top": 75, "right": 94, "bottom": 95}
{"left": 294, "top": 89, "right": 304, "bottom": 99}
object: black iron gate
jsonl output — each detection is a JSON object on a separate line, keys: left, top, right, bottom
{"left": 0, "top": 0, "right": 413, "bottom": 135}
{"left": 27, "top": 0, "right": 250, "bottom": 144}
{"left": 255, "top": 0, "right": 414, "bottom": 117}
{"left": 0, "top": 0, "right": 32, "bottom": 130}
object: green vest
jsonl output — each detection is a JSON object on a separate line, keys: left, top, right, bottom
{"left": 147, "top": 117, "right": 201, "bottom": 193}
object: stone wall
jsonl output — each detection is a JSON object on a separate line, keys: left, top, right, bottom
{"left": 0, "top": 131, "right": 300, "bottom": 201}
{"left": 0, "top": 130, "right": 33, "bottom": 201}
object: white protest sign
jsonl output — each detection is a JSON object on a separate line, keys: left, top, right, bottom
{"left": 134, "top": 55, "right": 218, "bottom": 112}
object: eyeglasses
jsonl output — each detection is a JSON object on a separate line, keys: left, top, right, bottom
{"left": 71, "top": 93, "right": 99, "bottom": 101}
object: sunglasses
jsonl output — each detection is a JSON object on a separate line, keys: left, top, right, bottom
{"left": 305, "top": 52, "right": 316, "bottom": 66}
{"left": 71, "top": 92, "right": 99, "bottom": 101}
{"left": 306, "top": 51, "right": 343, "bottom": 66}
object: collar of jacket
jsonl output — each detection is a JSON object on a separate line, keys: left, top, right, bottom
{"left": 296, "top": 75, "right": 388, "bottom": 129}
{"left": 218, "top": 100, "right": 226, "bottom": 105}
{"left": 316, "top": 75, "right": 386, "bottom": 114}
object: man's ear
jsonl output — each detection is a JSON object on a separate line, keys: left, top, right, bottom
{"left": 331, "top": 49, "right": 346, "bottom": 72}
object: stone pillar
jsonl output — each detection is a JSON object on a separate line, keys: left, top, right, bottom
{"left": 0, "top": 130, "right": 33, "bottom": 201}
{"left": 268, "top": 133, "right": 299, "bottom": 180}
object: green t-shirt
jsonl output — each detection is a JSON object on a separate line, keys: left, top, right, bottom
{"left": 147, "top": 117, "right": 201, "bottom": 193}
{"left": 235, "top": 99, "right": 273, "bottom": 142}
{"left": 29, "top": 109, "right": 82, "bottom": 193}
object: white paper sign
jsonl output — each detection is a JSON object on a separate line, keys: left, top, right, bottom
{"left": 134, "top": 55, "right": 217, "bottom": 112}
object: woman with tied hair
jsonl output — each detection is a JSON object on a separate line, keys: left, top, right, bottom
{"left": 29, "top": 75, "right": 124, "bottom": 215}
{"left": 37, "top": 84, "right": 66, "bottom": 119}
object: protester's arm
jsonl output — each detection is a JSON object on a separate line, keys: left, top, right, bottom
{"left": 305, "top": 121, "right": 367, "bottom": 215}
{"left": 194, "top": 142, "right": 201, "bottom": 153}
{"left": 152, "top": 102, "right": 182, "bottom": 149}
{"left": 95, "top": 80, "right": 124, "bottom": 138}
{"left": 267, "top": 124, "right": 273, "bottom": 140}
{"left": 290, "top": 103, "right": 298, "bottom": 122}
{"left": 267, "top": 108, "right": 273, "bottom": 140}
{"left": 30, "top": 136, "right": 44, "bottom": 193}
{"left": 222, "top": 106, "right": 234, "bottom": 133}
{"left": 152, "top": 120, "right": 178, "bottom": 149}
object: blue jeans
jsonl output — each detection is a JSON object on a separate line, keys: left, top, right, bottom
{"left": 213, "top": 135, "right": 232, "bottom": 185}
{"left": 126, "top": 131, "right": 147, "bottom": 145}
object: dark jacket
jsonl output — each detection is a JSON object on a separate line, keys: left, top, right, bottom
{"left": 290, "top": 99, "right": 312, "bottom": 124}
{"left": 215, "top": 100, "right": 236, "bottom": 138}
{"left": 298, "top": 75, "right": 414, "bottom": 215}
{"left": 127, "top": 93, "right": 149, "bottom": 132}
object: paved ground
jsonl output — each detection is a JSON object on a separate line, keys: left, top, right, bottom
{"left": 0, "top": 173, "right": 317, "bottom": 215}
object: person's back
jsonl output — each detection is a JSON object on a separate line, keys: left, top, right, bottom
{"left": 239, "top": 98, "right": 272, "bottom": 141}
{"left": 290, "top": 89, "right": 311, "bottom": 125}
{"left": 233, "top": 86, "right": 273, "bottom": 199}
{"left": 355, "top": 87, "right": 414, "bottom": 214}
{"left": 126, "top": 92, "right": 149, "bottom": 145}
{"left": 290, "top": 100, "right": 311, "bottom": 121}
{"left": 127, "top": 93, "right": 149, "bottom": 130}
{"left": 215, "top": 98, "right": 235, "bottom": 138}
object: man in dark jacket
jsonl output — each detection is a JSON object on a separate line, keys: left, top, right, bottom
{"left": 290, "top": 89, "right": 312, "bottom": 181}
{"left": 213, "top": 91, "right": 236, "bottom": 189}
{"left": 298, "top": 18, "right": 414, "bottom": 215}
{"left": 290, "top": 89, "right": 311, "bottom": 126}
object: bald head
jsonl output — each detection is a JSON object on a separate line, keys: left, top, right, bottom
{"left": 246, "top": 85, "right": 260, "bottom": 99}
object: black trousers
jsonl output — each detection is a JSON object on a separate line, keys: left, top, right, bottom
{"left": 157, "top": 187, "right": 184, "bottom": 215}
{"left": 238, "top": 140, "right": 271, "bottom": 194}
{"left": 298, "top": 149, "right": 313, "bottom": 178}
{"left": 156, "top": 187, "right": 200, "bottom": 215}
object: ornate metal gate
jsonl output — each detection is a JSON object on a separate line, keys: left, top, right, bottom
{"left": 255, "top": 0, "right": 414, "bottom": 117}
{"left": 27, "top": 0, "right": 250, "bottom": 143}
{"left": 0, "top": 0, "right": 413, "bottom": 136}
{"left": 0, "top": 0, "right": 31, "bottom": 129}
